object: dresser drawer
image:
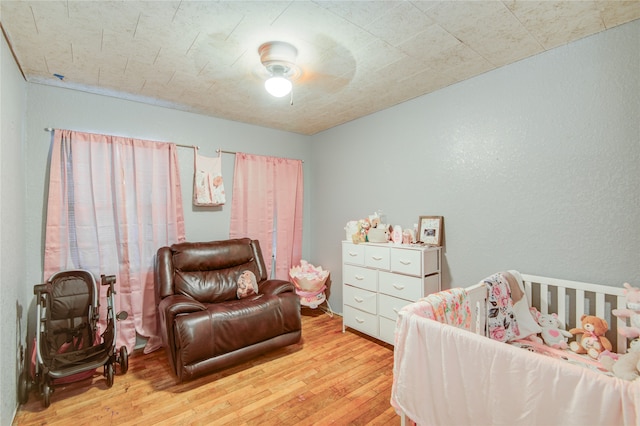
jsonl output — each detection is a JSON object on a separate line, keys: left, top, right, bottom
{"left": 390, "top": 247, "right": 422, "bottom": 276}
{"left": 343, "top": 264, "right": 377, "bottom": 291}
{"left": 379, "top": 316, "right": 397, "bottom": 345}
{"left": 422, "top": 248, "right": 440, "bottom": 276}
{"left": 365, "top": 245, "right": 390, "bottom": 270}
{"left": 379, "top": 271, "right": 422, "bottom": 301}
{"left": 342, "top": 242, "right": 365, "bottom": 266}
{"left": 378, "top": 293, "right": 412, "bottom": 321}
{"left": 343, "top": 284, "right": 377, "bottom": 314}
{"left": 390, "top": 246, "right": 440, "bottom": 276}
{"left": 344, "top": 305, "right": 378, "bottom": 337}
{"left": 424, "top": 273, "right": 441, "bottom": 295}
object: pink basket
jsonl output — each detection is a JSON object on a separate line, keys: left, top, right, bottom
{"left": 291, "top": 275, "right": 328, "bottom": 293}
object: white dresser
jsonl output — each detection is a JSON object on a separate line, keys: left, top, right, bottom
{"left": 342, "top": 241, "right": 441, "bottom": 345}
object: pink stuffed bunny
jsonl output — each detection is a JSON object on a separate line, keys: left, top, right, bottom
{"left": 613, "top": 283, "right": 640, "bottom": 339}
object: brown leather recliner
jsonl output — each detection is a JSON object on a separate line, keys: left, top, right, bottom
{"left": 155, "top": 238, "right": 302, "bottom": 381}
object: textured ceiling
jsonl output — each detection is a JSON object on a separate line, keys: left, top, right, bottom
{"left": 2, "top": 1, "right": 639, "bottom": 135}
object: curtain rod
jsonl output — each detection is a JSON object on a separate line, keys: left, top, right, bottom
{"left": 44, "top": 129, "right": 302, "bottom": 162}
{"left": 44, "top": 128, "right": 200, "bottom": 150}
{"left": 216, "top": 149, "right": 236, "bottom": 155}
{"left": 216, "top": 148, "right": 304, "bottom": 163}
{"left": 176, "top": 143, "right": 199, "bottom": 149}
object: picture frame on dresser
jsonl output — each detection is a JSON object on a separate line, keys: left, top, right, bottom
{"left": 417, "top": 216, "right": 443, "bottom": 246}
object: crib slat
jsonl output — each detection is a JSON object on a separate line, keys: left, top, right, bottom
{"left": 524, "top": 281, "right": 532, "bottom": 308}
{"left": 540, "top": 284, "right": 549, "bottom": 315}
{"left": 575, "top": 289, "right": 585, "bottom": 326}
{"left": 475, "top": 301, "right": 481, "bottom": 335}
{"left": 557, "top": 288, "right": 567, "bottom": 329}
{"left": 595, "top": 292, "right": 605, "bottom": 319}
{"left": 617, "top": 294, "right": 628, "bottom": 354}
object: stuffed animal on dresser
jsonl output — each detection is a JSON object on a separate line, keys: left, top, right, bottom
{"left": 569, "top": 315, "right": 613, "bottom": 359}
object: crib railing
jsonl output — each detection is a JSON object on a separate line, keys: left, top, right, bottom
{"left": 466, "top": 274, "right": 628, "bottom": 354}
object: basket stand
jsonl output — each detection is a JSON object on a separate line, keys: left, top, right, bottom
{"left": 295, "top": 286, "right": 334, "bottom": 317}
{"left": 291, "top": 274, "right": 334, "bottom": 318}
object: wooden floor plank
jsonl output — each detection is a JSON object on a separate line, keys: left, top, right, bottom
{"left": 13, "top": 310, "right": 401, "bottom": 425}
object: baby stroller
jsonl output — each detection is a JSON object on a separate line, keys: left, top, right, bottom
{"left": 21, "top": 270, "right": 129, "bottom": 408}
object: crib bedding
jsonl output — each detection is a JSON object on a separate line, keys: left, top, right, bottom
{"left": 399, "top": 287, "right": 472, "bottom": 330}
{"left": 391, "top": 308, "right": 640, "bottom": 426}
{"left": 510, "top": 338, "right": 613, "bottom": 376}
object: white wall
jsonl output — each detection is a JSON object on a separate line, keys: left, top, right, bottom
{"left": 1, "top": 30, "right": 27, "bottom": 424}
{"left": 24, "top": 85, "right": 313, "bottom": 290}
{"left": 311, "top": 20, "right": 640, "bottom": 311}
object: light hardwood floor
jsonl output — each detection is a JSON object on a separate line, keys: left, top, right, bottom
{"left": 13, "top": 309, "right": 400, "bottom": 425}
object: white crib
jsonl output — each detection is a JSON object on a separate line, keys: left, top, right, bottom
{"left": 392, "top": 274, "right": 638, "bottom": 426}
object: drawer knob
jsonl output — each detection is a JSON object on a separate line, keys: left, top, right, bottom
{"left": 355, "top": 275, "right": 364, "bottom": 280}
{"left": 348, "top": 251, "right": 358, "bottom": 257}
{"left": 372, "top": 256, "right": 382, "bottom": 261}
{"left": 356, "top": 317, "right": 365, "bottom": 323}
{"left": 393, "top": 284, "right": 405, "bottom": 290}
{"left": 354, "top": 296, "right": 364, "bottom": 303}
{"left": 393, "top": 308, "right": 399, "bottom": 313}
{"left": 400, "top": 259, "right": 411, "bottom": 265}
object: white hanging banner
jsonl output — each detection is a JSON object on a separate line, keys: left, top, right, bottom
{"left": 193, "top": 149, "right": 226, "bottom": 206}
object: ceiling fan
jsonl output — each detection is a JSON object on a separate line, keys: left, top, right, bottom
{"left": 258, "top": 41, "right": 301, "bottom": 99}
{"left": 255, "top": 38, "right": 356, "bottom": 103}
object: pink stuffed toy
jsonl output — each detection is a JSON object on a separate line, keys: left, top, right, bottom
{"left": 613, "top": 283, "right": 640, "bottom": 339}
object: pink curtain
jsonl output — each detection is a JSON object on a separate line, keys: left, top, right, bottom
{"left": 44, "top": 129, "right": 185, "bottom": 354}
{"left": 229, "top": 153, "right": 303, "bottom": 280}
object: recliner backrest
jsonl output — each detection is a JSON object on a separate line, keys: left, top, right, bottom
{"left": 155, "top": 238, "right": 268, "bottom": 302}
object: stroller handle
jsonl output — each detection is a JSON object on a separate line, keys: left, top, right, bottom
{"left": 34, "top": 283, "right": 50, "bottom": 295}
{"left": 101, "top": 275, "right": 116, "bottom": 286}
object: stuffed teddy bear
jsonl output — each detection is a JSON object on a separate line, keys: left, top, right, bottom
{"left": 601, "top": 338, "right": 640, "bottom": 381}
{"left": 569, "top": 314, "right": 613, "bottom": 359}
{"left": 537, "top": 312, "right": 573, "bottom": 349}
{"left": 612, "top": 283, "right": 640, "bottom": 339}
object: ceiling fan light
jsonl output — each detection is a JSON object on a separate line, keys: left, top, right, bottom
{"left": 265, "top": 76, "right": 292, "bottom": 97}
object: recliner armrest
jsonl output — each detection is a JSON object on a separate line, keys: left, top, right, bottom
{"left": 156, "top": 246, "right": 175, "bottom": 300}
{"left": 157, "top": 294, "right": 206, "bottom": 375}
{"left": 159, "top": 294, "right": 207, "bottom": 315}
{"left": 259, "top": 279, "right": 295, "bottom": 296}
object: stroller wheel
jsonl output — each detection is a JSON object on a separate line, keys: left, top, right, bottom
{"left": 42, "top": 381, "right": 51, "bottom": 408}
{"left": 119, "top": 346, "right": 128, "bottom": 374}
{"left": 18, "top": 370, "right": 30, "bottom": 404}
{"left": 106, "top": 363, "right": 114, "bottom": 388}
